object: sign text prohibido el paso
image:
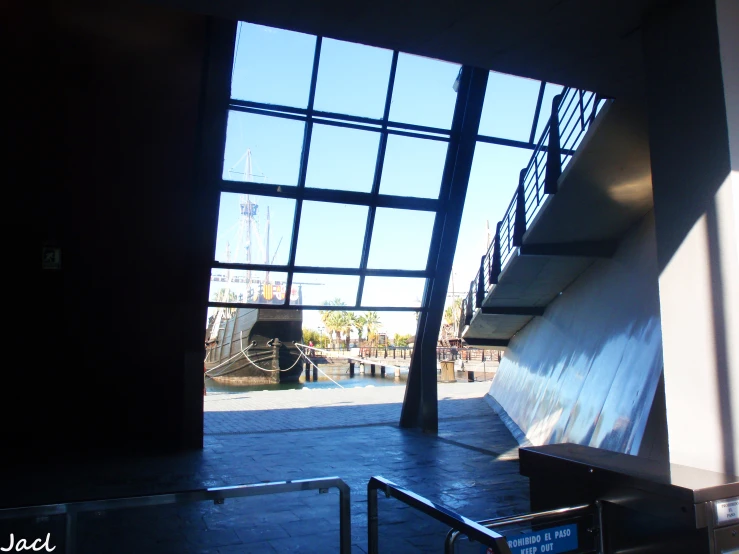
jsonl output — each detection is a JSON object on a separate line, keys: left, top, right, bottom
{"left": 482, "top": 523, "right": 578, "bottom": 554}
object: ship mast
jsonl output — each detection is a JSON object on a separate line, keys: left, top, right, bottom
{"left": 265, "top": 206, "right": 270, "bottom": 284}
{"left": 244, "top": 150, "right": 253, "bottom": 289}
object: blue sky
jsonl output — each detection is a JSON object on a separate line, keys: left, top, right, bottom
{"left": 212, "top": 22, "right": 562, "bottom": 335}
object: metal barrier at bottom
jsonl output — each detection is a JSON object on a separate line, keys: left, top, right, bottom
{"left": 368, "top": 475, "right": 601, "bottom": 554}
{"left": 445, "top": 503, "right": 601, "bottom": 554}
{"left": 368, "top": 476, "right": 513, "bottom": 554}
{"left": 0, "top": 476, "right": 351, "bottom": 554}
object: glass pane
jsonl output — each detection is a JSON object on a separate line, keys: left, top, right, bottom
{"left": 214, "top": 193, "right": 295, "bottom": 266}
{"left": 231, "top": 22, "right": 316, "bottom": 108}
{"left": 305, "top": 124, "right": 380, "bottom": 192}
{"left": 367, "top": 208, "right": 435, "bottom": 270}
{"left": 209, "top": 269, "right": 289, "bottom": 305}
{"left": 361, "top": 276, "right": 426, "bottom": 307}
{"left": 313, "top": 38, "right": 393, "bottom": 118}
{"left": 478, "top": 71, "right": 542, "bottom": 142}
{"left": 357, "top": 310, "right": 418, "bottom": 339}
{"left": 379, "top": 135, "right": 448, "bottom": 198}
{"left": 451, "top": 143, "right": 533, "bottom": 286}
{"left": 389, "top": 53, "right": 459, "bottom": 130}
{"left": 294, "top": 273, "right": 359, "bottom": 306}
{"left": 223, "top": 111, "right": 305, "bottom": 185}
{"left": 533, "top": 82, "right": 565, "bottom": 145}
{"left": 294, "top": 201, "right": 368, "bottom": 268}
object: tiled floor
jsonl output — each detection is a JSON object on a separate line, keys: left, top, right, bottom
{"left": 0, "top": 382, "right": 530, "bottom": 553}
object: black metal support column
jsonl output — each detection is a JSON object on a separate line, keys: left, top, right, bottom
{"left": 545, "top": 94, "right": 562, "bottom": 194}
{"left": 491, "top": 222, "right": 502, "bottom": 284}
{"left": 458, "top": 301, "right": 465, "bottom": 338}
{"left": 513, "top": 168, "right": 527, "bottom": 247}
{"left": 476, "top": 256, "right": 485, "bottom": 308}
{"left": 400, "top": 67, "right": 488, "bottom": 432}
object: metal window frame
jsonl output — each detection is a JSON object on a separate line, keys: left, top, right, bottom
{"left": 208, "top": 23, "right": 555, "bottom": 317}
{"left": 203, "top": 20, "right": 558, "bottom": 431}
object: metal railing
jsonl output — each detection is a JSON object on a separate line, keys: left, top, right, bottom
{"left": 444, "top": 503, "right": 598, "bottom": 553}
{"left": 368, "top": 476, "right": 513, "bottom": 554}
{"left": 0, "top": 476, "right": 352, "bottom": 554}
{"left": 459, "top": 88, "right": 609, "bottom": 334}
{"left": 436, "top": 347, "right": 501, "bottom": 362}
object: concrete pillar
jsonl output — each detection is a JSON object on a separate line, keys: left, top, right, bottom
{"left": 644, "top": 0, "right": 739, "bottom": 473}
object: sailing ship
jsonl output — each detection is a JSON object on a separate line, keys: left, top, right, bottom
{"left": 204, "top": 150, "right": 304, "bottom": 384}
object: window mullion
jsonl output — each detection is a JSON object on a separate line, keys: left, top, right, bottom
{"left": 284, "top": 37, "right": 322, "bottom": 306}
{"left": 356, "top": 50, "right": 399, "bottom": 307}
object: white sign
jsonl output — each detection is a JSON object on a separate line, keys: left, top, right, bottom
{"left": 715, "top": 497, "right": 739, "bottom": 526}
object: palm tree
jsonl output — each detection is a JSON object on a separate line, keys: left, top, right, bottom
{"left": 443, "top": 297, "right": 463, "bottom": 336}
{"left": 364, "top": 311, "right": 381, "bottom": 345}
{"left": 338, "top": 311, "right": 355, "bottom": 350}
{"left": 354, "top": 314, "right": 366, "bottom": 343}
{"left": 320, "top": 298, "right": 347, "bottom": 348}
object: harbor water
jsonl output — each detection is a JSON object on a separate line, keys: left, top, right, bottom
{"left": 205, "top": 363, "right": 408, "bottom": 394}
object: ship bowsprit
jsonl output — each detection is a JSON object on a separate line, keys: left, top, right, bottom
{"left": 204, "top": 307, "right": 303, "bottom": 385}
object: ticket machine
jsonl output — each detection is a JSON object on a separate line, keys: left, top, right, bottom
{"left": 520, "top": 444, "right": 739, "bottom": 553}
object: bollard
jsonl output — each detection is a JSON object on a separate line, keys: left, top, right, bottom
{"left": 313, "top": 366, "right": 318, "bottom": 381}
{"left": 467, "top": 370, "right": 475, "bottom": 382}
{"left": 371, "top": 364, "right": 376, "bottom": 376}
{"left": 381, "top": 366, "right": 385, "bottom": 377}
{"left": 349, "top": 362, "right": 355, "bottom": 377}
{"left": 305, "top": 361, "right": 311, "bottom": 381}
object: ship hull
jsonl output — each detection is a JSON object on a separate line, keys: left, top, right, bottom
{"left": 205, "top": 307, "right": 303, "bottom": 385}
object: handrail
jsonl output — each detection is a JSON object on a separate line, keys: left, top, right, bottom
{"left": 444, "top": 503, "right": 593, "bottom": 554}
{"left": 0, "top": 476, "right": 352, "bottom": 554}
{"left": 458, "top": 87, "right": 608, "bottom": 337}
{"left": 367, "top": 476, "right": 512, "bottom": 554}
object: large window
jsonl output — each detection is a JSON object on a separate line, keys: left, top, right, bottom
{"left": 212, "top": 23, "right": 461, "bottom": 320}
{"left": 210, "top": 22, "right": 564, "bottom": 334}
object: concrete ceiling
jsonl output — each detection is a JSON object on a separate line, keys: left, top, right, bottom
{"left": 151, "top": 0, "right": 671, "bottom": 99}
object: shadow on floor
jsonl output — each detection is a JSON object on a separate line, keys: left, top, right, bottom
{"left": 0, "top": 399, "right": 529, "bottom": 553}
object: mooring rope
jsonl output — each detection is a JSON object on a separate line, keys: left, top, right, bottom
{"left": 206, "top": 336, "right": 346, "bottom": 387}
{"left": 294, "top": 343, "right": 345, "bottom": 389}
{"left": 238, "top": 332, "right": 304, "bottom": 373}
{"left": 204, "top": 342, "right": 253, "bottom": 376}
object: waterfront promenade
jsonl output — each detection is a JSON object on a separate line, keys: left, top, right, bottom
{"left": 204, "top": 381, "right": 500, "bottom": 434}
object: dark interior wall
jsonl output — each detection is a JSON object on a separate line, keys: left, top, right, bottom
{"left": 4, "top": 0, "right": 214, "bottom": 459}
{"left": 643, "top": 0, "right": 731, "bottom": 272}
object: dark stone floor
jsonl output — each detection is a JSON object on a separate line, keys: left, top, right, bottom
{"left": 0, "top": 397, "right": 529, "bottom": 553}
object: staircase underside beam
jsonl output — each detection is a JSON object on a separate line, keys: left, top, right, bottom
{"left": 519, "top": 240, "right": 618, "bottom": 257}
{"left": 480, "top": 306, "right": 546, "bottom": 316}
{"left": 463, "top": 337, "right": 510, "bottom": 347}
